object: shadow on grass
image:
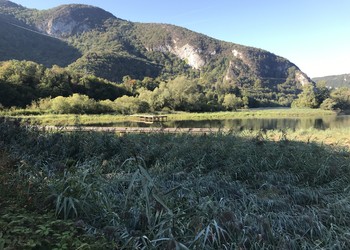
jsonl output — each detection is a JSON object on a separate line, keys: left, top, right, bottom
{"left": 1, "top": 120, "right": 350, "bottom": 249}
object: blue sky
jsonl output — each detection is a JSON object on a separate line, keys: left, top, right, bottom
{"left": 10, "top": 0, "right": 350, "bottom": 77}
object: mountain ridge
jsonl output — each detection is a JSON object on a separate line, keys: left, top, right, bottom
{"left": 313, "top": 74, "right": 350, "bottom": 88}
{"left": 0, "top": 15, "right": 81, "bottom": 67}
{"left": 0, "top": 1, "right": 309, "bottom": 80}
{"left": 0, "top": 0, "right": 315, "bottom": 109}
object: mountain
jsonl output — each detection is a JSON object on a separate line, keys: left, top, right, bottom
{"left": 0, "top": 1, "right": 311, "bottom": 80}
{"left": 313, "top": 74, "right": 350, "bottom": 88}
{"left": 0, "top": 0, "right": 313, "bottom": 108}
{"left": 0, "top": 16, "right": 81, "bottom": 67}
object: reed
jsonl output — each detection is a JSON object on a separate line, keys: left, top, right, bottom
{"left": 1, "top": 120, "right": 350, "bottom": 249}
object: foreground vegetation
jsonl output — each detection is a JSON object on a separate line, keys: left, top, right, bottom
{"left": 1, "top": 120, "right": 350, "bottom": 249}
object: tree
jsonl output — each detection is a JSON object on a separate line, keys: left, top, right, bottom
{"left": 320, "top": 98, "right": 337, "bottom": 110}
{"left": 166, "top": 76, "right": 206, "bottom": 111}
{"left": 51, "top": 96, "right": 70, "bottom": 114}
{"left": 222, "top": 94, "right": 243, "bottom": 111}
{"left": 315, "top": 80, "right": 330, "bottom": 105}
{"left": 291, "top": 84, "right": 319, "bottom": 108}
{"left": 330, "top": 87, "right": 350, "bottom": 110}
{"left": 0, "top": 60, "right": 44, "bottom": 87}
{"left": 39, "top": 66, "right": 72, "bottom": 97}
{"left": 114, "top": 95, "right": 150, "bottom": 114}
{"left": 0, "top": 60, "right": 44, "bottom": 107}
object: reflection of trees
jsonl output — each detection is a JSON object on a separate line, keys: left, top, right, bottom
{"left": 298, "top": 118, "right": 319, "bottom": 130}
{"left": 329, "top": 116, "right": 350, "bottom": 129}
{"left": 149, "top": 115, "right": 350, "bottom": 130}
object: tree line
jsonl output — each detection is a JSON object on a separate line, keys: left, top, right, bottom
{"left": 0, "top": 60, "right": 128, "bottom": 108}
{"left": 1, "top": 60, "right": 349, "bottom": 114}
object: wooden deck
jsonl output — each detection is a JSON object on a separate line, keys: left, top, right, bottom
{"left": 39, "top": 126, "right": 225, "bottom": 134}
{"left": 133, "top": 115, "right": 168, "bottom": 123}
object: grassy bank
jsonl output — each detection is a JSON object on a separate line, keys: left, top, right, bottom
{"left": 1, "top": 108, "right": 337, "bottom": 126}
{"left": 1, "top": 120, "right": 350, "bottom": 249}
{"left": 166, "top": 108, "right": 336, "bottom": 121}
{"left": 258, "top": 128, "right": 350, "bottom": 149}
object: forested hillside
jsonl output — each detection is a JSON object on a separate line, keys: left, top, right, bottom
{"left": 1, "top": 0, "right": 349, "bottom": 112}
{"left": 0, "top": 1, "right": 310, "bottom": 83}
{"left": 0, "top": 60, "right": 128, "bottom": 108}
{"left": 0, "top": 16, "right": 81, "bottom": 67}
{"left": 313, "top": 74, "right": 350, "bottom": 88}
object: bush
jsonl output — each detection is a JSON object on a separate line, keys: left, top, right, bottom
{"left": 33, "top": 94, "right": 114, "bottom": 114}
{"left": 114, "top": 95, "right": 150, "bottom": 114}
{"left": 320, "top": 98, "right": 337, "bottom": 110}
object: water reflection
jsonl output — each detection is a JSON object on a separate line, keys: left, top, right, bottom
{"left": 109, "top": 115, "right": 350, "bottom": 131}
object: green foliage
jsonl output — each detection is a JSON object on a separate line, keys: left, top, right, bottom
{"left": 137, "top": 76, "right": 209, "bottom": 112}
{"left": 315, "top": 80, "right": 331, "bottom": 104}
{"left": 164, "top": 76, "right": 207, "bottom": 111}
{"left": 222, "top": 93, "right": 244, "bottom": 110}
{"left": 313, "top": 74, "right": 350, "bottom": 88}
{"left": 0, "top": 16, "right": 80, "bottom": 67}
{"left": 330, "top": 87, "right": 350, "bottom": 110}
{"left": 320, "top": 98, "right": 337, "bottom": 110}
{"left": 292, "top": 84, "right": 320, "bottom": 108}
{"left": 1, "top": 1, "right": 306, "bottom": 106}
{"left": 0, "top": 60, "right": 44, "bottom": 106}
{"left": 0, "top": 147, "right": 113, "bottom": 249}
{"left": 69, "top": 51, "right": 162, "bottom": 83}
{"left": 33, "top": 94, "right": 115, "bottom": 114}
{"left": 0, "top": 2, "right": 324, "bottom": 112}
{"left": 0, "top": 60, "right": 128, "bottom": 108}
{"left": 113, "top": 95, "right": 150, "bottom": 114}
{"left": 0, "top": 209, "right": 114, "bottom": 249}
{"left": 1, "top": 121, "right": 350, "bottom": 249}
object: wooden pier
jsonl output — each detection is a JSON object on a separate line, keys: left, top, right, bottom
{"left": 134, "top": 115, "right": 168, "bottom": 123}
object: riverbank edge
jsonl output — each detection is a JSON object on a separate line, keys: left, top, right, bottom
{"left": 0, "top": 108, "right": 337, "bottom": 126}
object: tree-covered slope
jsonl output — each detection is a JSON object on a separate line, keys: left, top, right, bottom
{"left": 313, "top": 74, "right": 350, "bottom": 88}
{"left": 0, "top": 0, "right": 312, "bottom": 86}
{"left": 0, "top": 0, "right": 321, "bottom": 111}
{"left": 0, "top": 16, "right": 81, "bottom": 67}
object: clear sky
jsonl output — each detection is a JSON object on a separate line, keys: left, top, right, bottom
{"left": 10, "top": 0, "right": 350, "bottom": 77}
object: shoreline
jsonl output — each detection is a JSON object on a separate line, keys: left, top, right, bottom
{"left": 0, "top": 108, "right": 337, "bottom": 126}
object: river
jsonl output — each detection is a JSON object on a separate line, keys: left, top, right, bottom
{"left": 110, "top": 115, "right": 350, "bottom": 131}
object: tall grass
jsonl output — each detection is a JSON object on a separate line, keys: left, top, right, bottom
{"left": 166, "top": 108, "right": 336, "bottom": 121}
{"left": 1, "top": 120, "right": 350, "bottom": 249}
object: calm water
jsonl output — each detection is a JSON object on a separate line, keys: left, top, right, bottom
{"left": 111, "top": 115, "right": 350, "bottom": 131}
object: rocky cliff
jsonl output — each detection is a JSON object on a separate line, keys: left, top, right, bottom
{"left": 32, "top": 4, "right": 116, "bottom": 38}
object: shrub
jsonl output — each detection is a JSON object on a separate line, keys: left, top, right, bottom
{"left": 114, "top": 95, "right": 150, "bottom": 114}
{"left": 320, "top": 98, "right": 337, "bottom": 110}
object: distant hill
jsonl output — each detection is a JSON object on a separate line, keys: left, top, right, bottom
{"left": 0, "top": 0, "right": 317, "bottom": 109}
{"left": 313, "top": 74, "right": 350, "bottom": 88}
{"left": 0, "top": 1, "right": 312, "bottom": 82}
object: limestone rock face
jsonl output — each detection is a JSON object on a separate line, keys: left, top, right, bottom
{"left": 45, "top": 17, "right": 87, "bottom": 37}
{"left": 169, "top": 43, "right": 205, "bottom": 70}
{"left": 295, "top": 71, "right": 313, "bottom": 86}
{"left": 146, "top": 41, "right": 205, "bottom": 70}
{"left": 36, "top": 4, "right": 115, "bottom": 38}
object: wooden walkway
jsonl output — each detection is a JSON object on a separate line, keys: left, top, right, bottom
{"left": 39, "top": 126, "right": 225, "bottom": 134}
{"left": 134, "top": 115, "right": 168, "bottom": 123}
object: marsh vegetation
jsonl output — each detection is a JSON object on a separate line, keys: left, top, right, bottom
{"left": 1, "top": 119, "right": 350, "bottom": 249}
